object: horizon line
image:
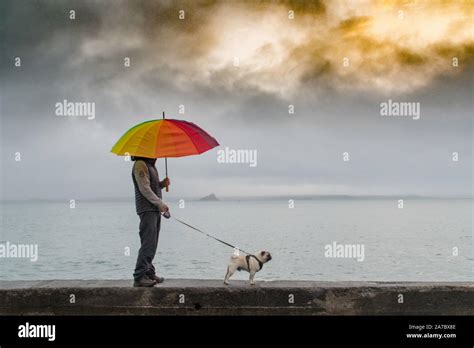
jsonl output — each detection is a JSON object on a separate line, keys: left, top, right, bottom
{"left": 1, "top": 194, "right": 472, "bottom": 203}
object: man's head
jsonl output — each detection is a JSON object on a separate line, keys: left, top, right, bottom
{"left": 131, "top": 156, "right": 156, "bottom": 165}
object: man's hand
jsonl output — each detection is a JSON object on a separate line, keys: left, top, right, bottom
{"left": 161, "top": 177, "right": 170, "bottom": 188}
{"left": 159, "top": 202, "right": 169, "bottom": 213}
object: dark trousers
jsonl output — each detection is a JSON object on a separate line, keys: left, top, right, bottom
{"left": 133, "top": 211, "right": 161, "bottom": 281}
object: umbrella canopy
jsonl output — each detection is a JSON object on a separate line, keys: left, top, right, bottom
{"left": 111, "top": 119, "right": 219, "bottom": 158}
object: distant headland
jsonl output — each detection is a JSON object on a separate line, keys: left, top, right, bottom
{"left": 199, "top": 194, "right": 219, "bottom": 201}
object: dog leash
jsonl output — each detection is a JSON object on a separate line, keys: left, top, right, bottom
{"left": 164, "top": 213, "right": 252, "bottom": 255}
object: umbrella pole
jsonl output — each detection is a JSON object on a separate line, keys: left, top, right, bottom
{"left": 165, "top": 157, "right": 169, "bottom": 192}
{"left": 163, "top": 111, "right": 169, "bottom": 192}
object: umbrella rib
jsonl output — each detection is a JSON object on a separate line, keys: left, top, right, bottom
{"left": 184, "top": 121, "right": 219, "bottom": 149}
{"left": 159, "top": 120, "right": 180, "bottom": 157}
{"left": 135, "top": 121, "right": 159, "bottom": 157}
{"left": 113, "top": 119, "right": 156, "bottom": 155}
{"left": 115, "top": 127, "right": 142, "bottom": 155}
{"left": 169, "top": 120, "right": 202, "bottom": 154}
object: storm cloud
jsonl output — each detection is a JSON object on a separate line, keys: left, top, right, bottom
{"left": 0, "top": 0, "right": 472, "bottom": 200}
{"left": 60, "top": 0, "right": 474, "bottom": 97}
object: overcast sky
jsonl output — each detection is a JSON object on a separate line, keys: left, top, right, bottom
{"left": 1, "top": 0, "right": 472, "bottom": 200}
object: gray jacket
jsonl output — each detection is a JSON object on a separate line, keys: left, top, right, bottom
{"left": 132, "top": 160, "right": 165, "bottom": 214}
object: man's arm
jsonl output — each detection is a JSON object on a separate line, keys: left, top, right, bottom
{"left": 134, "top": 161, "right": 168, "bottom": 211}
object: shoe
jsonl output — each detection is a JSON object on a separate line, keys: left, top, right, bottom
{"left": 147, "top": 274, "right": 164, "bottom": 283}
{"left": 133, "top": 276, "right": 157, "bottom": 287}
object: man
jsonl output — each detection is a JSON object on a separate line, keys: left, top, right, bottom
{"left": 131, "top": 156, "right": 170, "bottom": 287}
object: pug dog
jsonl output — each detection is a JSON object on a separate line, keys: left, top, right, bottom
{"left": 224, "top": 251, "right": 272, "bottom": 285}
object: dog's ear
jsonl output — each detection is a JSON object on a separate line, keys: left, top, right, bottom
{"left": 260, "top": 251, "right": 265, "bottom": 255}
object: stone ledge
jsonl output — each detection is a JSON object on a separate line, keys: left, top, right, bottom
{"left": 0, "top": 280, "right": 472, "bottom": 315}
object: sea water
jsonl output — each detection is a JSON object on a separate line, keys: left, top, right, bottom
{"left": 0, "top": 199, "right": 472, "bottom": 281}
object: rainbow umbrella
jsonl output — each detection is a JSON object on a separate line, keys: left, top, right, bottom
{"left": 111, "top": 112, "right": 219, "bottom": 191}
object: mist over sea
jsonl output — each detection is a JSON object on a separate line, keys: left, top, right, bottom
{"left": 1, "top": 198, "right": 472, "bottom": 282}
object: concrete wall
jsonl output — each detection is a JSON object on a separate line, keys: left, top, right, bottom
{"left": 0, "top": 280, "right": 472, "bottom": 315}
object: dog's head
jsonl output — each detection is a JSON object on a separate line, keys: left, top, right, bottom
{"left": 259, "top": 251, "right": 272, "bottom": 263}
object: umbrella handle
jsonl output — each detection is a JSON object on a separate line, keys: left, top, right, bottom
{"left": 166, "top": 182, "right": 169, "bottom": 192}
